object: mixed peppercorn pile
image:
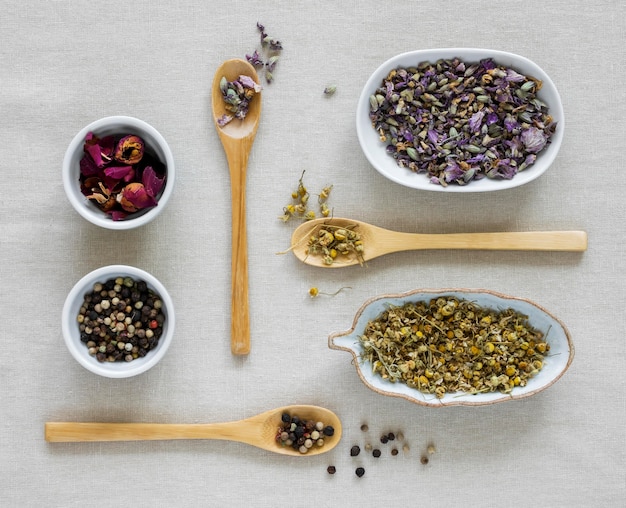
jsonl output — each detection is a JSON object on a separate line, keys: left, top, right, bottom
{"left": 77, "top": 277, "right": 166, "bottom": 363}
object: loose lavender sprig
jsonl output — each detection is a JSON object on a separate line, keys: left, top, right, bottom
{"left": 246, "top": 22, "right": 283, "bottom": 84}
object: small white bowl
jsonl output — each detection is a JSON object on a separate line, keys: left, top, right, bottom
{"left": 329, "top": 288, "right": 574, "bottom": 407}
{"left": 356, "top": 48, "right": 564, "bottom": 192}
{"left": 62, "top": 265, "right": 175, "bottom": 378}
{"left": 62, "top": 116, "right": 175, "bottom": 229}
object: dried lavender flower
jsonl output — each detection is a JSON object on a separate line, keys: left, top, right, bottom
{"left": 250, "top": 22, "right": 283, "bottom": 84}
{"left": 245, "top": 49, "right": 264, "bottom": 67}
{"left": 218, "top": 75, "right": 261, "bottom": 125}
{"left": 368, "top": 57, "right": 557, "bottom": 186}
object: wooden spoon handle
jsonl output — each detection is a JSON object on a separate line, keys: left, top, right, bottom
{"left": 397, "top": 231, "right": 587, "bottom": 251}
{"left": 226, "top": 142, "right": 251, "bottom": 355}
{"left": 45, "top": 422, "right": 254, "bottom": 443}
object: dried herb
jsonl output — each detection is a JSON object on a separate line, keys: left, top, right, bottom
{"left": 246, "top": 22, "right": 283, "bottom": 84}
{"left": 79, "top": 132, "right": 166, "bottom": 220}
{"left": 308, "top": 286, "right": 351, "bottom": 298}
{"left": 358, "top": 297, "right": 549, "bottom": 398}
{"left": 279, "top": 171, "right": 333, "bottom": 222}
{"left": 217, "top": 75, "right": 261, "bottom": 127}
{"left": 305, "top": 222, "right": 364, "bottom": 266}
{"left": 369, "top": 57, "right": 557, "bottom": 186}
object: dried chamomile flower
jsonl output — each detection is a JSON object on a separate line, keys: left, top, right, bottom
{"left": 279, "top": 171, "right": 335, "bottom": 223}
{"left": 306, "top": 223, "right": 364, "bottom": 266}
{"left": 308, "top": 286, "right": 351, "bottom": 298}
{"left": 358, "top": 297, "right": 548, "bottom": 397}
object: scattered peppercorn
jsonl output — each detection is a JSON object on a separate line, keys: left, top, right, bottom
{"left": 420, "top": 455, "right": 429, "bottom": 465}
{"left": 327, "top": 465, "right": 336, "bottom": 475}
{"left": 355, "top": 467, "right": 365, "bottom": 478}
{"left": 350, "top": 445, "right": 361, "bottom": 457}
{"left": 391, "top": 447, "right": 399, "bottom": 456}
{"left": 380, "top": 435, "right": 389, "bottom": 444}
{"left": 360, "top": 424, "right": 369, "bottom": 432}
{"left": 427, "top": 444, "right": 436, "bottom": 455}
{"left": 372, "top": 449, "right": 381, "bottom": 458}
{"left": 387, "top": 432, "right": 395, "bottom": 441}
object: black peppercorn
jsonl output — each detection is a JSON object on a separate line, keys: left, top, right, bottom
{"left": 323, "top": 425, "right": 334, "bottom": 437}
{"left": 355, "top": 467, "right": 365, "bottom": 478}
{"left": 327, "top": 465, "right": 336, "bottom": 475}
{"left": 350, "top": 445, "right": 360, "bottom": 457}
{"left": 387, "top": 432, "right": 395, "bottom": 441}
{"left": 380, "top": 435, "right": 388, "bottom": 444}
{"left": 281, "top": 413, "right": 291, "bottom": 424}
{"left": 372, "top": 449, "right": 381, "bottom": 458}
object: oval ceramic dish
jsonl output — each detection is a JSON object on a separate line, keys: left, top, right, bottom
{"left": 329, "top": 289, "right": 573, "bottom": 407}
{"left": 356, "top": 48, "right": 564, "bottom": 192}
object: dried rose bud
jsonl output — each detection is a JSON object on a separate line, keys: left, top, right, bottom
{"left": 114, "top": 135, "right": 145, "bottom": 165}
{"left": 117, "top": 182, "right": 157, "bottom": 212}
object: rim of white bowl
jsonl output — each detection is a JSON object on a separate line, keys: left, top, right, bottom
{"left": 62, "top": 115, "right": 175, "bottom": 230}
{"left": 356, "top": 48, "right": 564, "bottom": 192}
{"left": 61, "top": 265, "right": 175, "bottom": 378}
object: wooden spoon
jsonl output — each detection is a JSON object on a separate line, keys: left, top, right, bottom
{"left": 290, "top": 217, "right": 588, "bottom": 268}
{"left": 45, "top": 405, "right": 341, "bottom": 456}
{"left": 211, "top": 59, "right": 262, "bottom": 355}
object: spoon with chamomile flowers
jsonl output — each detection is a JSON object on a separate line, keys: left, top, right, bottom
{"left": 290, "top": 217, "right": 587, "bottom": 268}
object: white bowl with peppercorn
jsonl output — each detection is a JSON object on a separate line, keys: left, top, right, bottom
{"left": 62, "top": 116, "right": 175, "bottom": 229}
{"left": 62, "top": 265, "right": 175, "bottom": 378}
{"left": 357, "top": 48, "right": 564, "bottom": 192}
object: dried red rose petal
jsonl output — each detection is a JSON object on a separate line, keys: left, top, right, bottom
{"left": 79, "top": 131, "right": 165, "bottom": 220}
{"left": 104, "top": 165, "right": 134, "bottom": 180}
{"left": 117, "top": 182, "right": 157, "bottom": 212}
{"left": 84, "top": 133, "right": 115, "bottom": 167}
{"left": 141, "top": 166, "right": 165, "bottom": 198}
{"left": 114, "top": 135, "right": 145, "bottom": 165}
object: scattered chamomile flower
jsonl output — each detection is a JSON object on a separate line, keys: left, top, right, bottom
{"left": 279, "top": 171, "right": 335, "bottom": 223}
{"left": 308, "top": 286, "right": 351, "bottom": 298}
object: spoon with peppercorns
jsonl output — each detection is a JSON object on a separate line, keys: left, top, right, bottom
{"left": 290, "top": 217, "right": 587, "bottom": 268}
{"left": 211, "top": 59, "right": 262, "bottom": 355}
{"left": 45, "top": 405, "right": 342, "bottom": 456}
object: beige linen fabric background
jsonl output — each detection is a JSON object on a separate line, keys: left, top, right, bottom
{"left": 1, "top": 1, "right": 624, "bottom": 506}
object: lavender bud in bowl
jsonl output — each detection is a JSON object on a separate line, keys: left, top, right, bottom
{"left": 356, "top": 48, "right": 564, "bottom": 192}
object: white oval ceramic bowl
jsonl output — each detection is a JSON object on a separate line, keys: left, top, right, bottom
{"left": 356, "top": 48, "right": 564, "bottom": 192}
{"left": 62, "top": 265, "right": 175, "bottom": 378}
{"left": 62, "top": 116, "right": 175, "bottom": 229}
{"left": 329, "top": 288, "right": 573, "bottom": 407}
